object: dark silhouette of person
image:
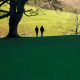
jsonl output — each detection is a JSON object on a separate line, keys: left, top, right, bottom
{"left": 35, "top": 26, "right": 39, "bottom": 37}
{"left": 40, "top": 26, "right": 44, "bottom": 37}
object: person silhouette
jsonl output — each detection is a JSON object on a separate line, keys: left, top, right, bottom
{"left": 35, "top": 26, "right": 39, "bottom": 37}
{"left": 40, "top": 26, "right": 44, "bottom": 37}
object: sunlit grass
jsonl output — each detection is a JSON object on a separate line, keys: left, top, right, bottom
{"left": 0, "top": 5, "right": 80, "bottom": 38}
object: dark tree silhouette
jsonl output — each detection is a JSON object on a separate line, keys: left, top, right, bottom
{"left": 0, "top": 0, "right": 28, "bottom": 38}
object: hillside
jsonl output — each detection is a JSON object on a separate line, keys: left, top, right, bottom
{"left": 28, "top": 0, "right": 80, "bottom": 8}
{"left": 0, "top": 5, "right": 80, "bottom": 38}
{"left": 0, "top": 36, "right": 80, "bottom": 80}
{"left": 61, "top": 0, "right": 80, "bottom": 13}
{"left": 61, "top": 0, "right": 80, "bottom": 7}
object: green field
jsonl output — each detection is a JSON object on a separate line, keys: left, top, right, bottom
{"left": 0, "top": 35, "right": 80, "bottom": 80}
{"left": 1, "top": 2, "right": 80, "bottom": 80}
{"left": 0, "top": 5, "right": 80, "bottom": 38}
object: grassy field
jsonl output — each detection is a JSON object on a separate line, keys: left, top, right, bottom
{"left": 0, "top": 5, "right": 80, "bottom": 38}
{"left": 0, "top": 35, "right": 80, "bottom": 80}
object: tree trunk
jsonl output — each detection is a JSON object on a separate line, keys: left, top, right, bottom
{"left": 6, "top": 0, "right": 27, "bottom": 38}
{"left": 6, "top": 0, "right": 18, "bottom": 38}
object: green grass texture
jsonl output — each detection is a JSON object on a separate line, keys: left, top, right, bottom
{"left": 0, "top": 35, "right": 80, "bottom": 80}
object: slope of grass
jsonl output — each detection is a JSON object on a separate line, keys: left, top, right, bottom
{"left": 19, "top": 6, "right": 80, "bottom": 37}
{"left": 0, "top": 35, "right": 80, "bottom": 80}
{"left": 0, "top": 5, "right": 80, "bottom": 38}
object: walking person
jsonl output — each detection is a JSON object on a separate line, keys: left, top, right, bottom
{"left": 40, "top": 26, "right": 44, "bottom": 37}
{"left": 35, "top": 26, "right": 39, "bottom": 37}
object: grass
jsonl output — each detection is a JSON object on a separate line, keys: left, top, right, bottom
{"left": 0, "top": 5, "right": 80, "bottom": 38}
{"left": 0, "top": 35, "right": 80, "bottom": 80}
{"left": 0, "top": 3, "right": 80, "bottom": 80}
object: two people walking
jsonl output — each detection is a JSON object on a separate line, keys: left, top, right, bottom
{"left": 35, "top": 26, "right": 44, "bottom": 37}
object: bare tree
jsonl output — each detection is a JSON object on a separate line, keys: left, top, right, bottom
{"left": 75, "top": 9, "right": 79, "bottom": 35}
{"left": 47, "top": 0, "right": 63, "bottom": 10}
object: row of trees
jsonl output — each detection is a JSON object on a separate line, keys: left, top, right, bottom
{"left": 28, "top": 0, "right": 63, "bottom": 11}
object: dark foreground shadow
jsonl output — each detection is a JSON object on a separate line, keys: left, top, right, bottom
{"left": 0, "top": 35, "right": 80, "bottom": 80}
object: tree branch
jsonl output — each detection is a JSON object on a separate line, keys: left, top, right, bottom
{"left": 0, "top": 9, "right": 9, "bottom": 19}
{"left": 0, "top": 0, "right": 8, "bottom": 7}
